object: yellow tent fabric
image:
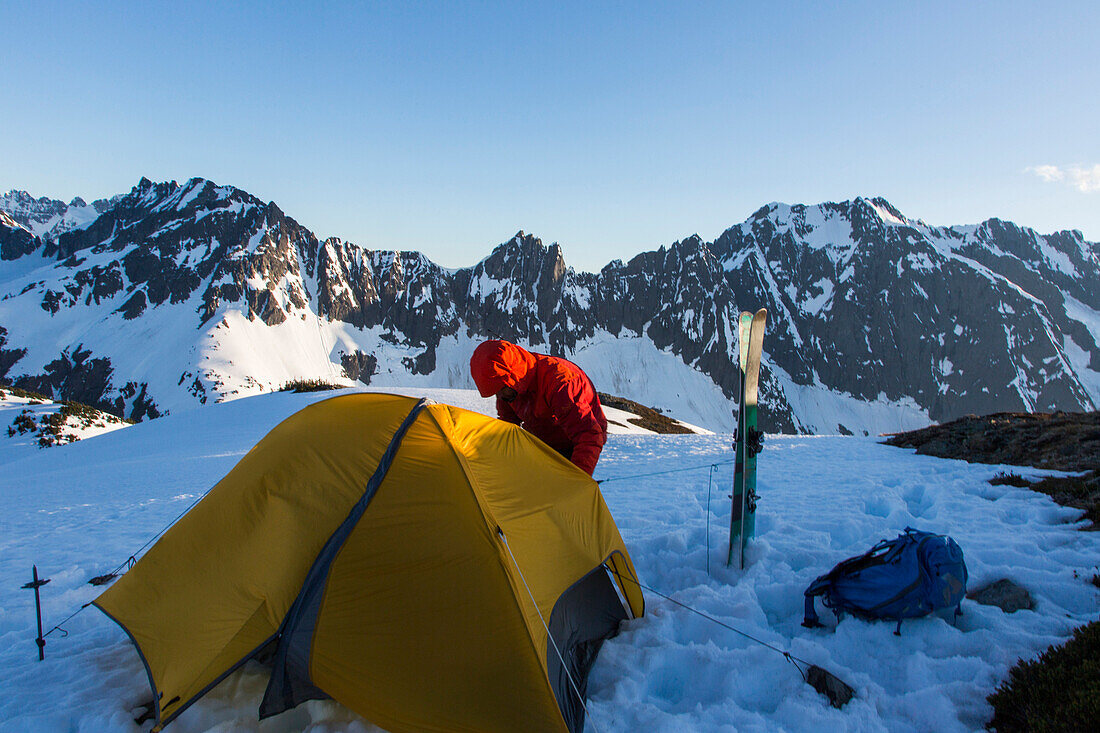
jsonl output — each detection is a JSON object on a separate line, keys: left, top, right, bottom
{"left": 95, "top": 393, "right": 644, "bottom": 732}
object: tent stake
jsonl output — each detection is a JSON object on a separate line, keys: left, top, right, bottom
{"left": 21, "top": 565, "right": 50, "bottom": 661}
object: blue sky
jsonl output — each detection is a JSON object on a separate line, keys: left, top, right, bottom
{"left": 3, "top": 1, "right": 1098, "bottom": 271}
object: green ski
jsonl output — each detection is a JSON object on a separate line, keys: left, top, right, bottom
{"left": 728, "top": 308, "right": 766, "bottom": 569}
{"left": 726, "top": 311, "right": 753, "bottom": 568}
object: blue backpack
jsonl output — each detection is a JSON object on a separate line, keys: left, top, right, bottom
{"left": 803, "top": 528, "right": 967, "bottom": 635}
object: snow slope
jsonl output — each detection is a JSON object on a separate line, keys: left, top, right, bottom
{"left": 0, "top": 389, "right": 1096, "bottom": 732}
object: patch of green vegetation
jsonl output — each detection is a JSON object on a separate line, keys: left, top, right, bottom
{"left": 3, "top": 391, "right": 132, "bottom": 447}
{"left": 0, "top": 385, "right": 52, "bottom": 402}
{"left": 59, "top": 400, "right": 132, "bottom": 425}
{"left": 8, "top": 409, "right": 36, "bottom": 436}
{"left": 279, "top": 379, "right": 343, "bottom": 394}
{"left": 987, "top": 620, "right": 1100, "bottom": 731}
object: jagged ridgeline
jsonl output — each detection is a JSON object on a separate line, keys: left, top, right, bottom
{"left": 1, "top": 178, "right": 1097, "bottom": 433}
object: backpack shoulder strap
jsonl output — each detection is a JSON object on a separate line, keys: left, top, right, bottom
{"left": 802, "top": 536, "right": 907, "bottom": 628}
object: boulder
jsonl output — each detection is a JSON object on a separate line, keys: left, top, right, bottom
{"left": 967, "top": 578, "right": 1034, "bottom": 613}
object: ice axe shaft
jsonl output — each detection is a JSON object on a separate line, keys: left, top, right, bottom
{"left": 21, "top": 565, "right": 50, "bottom": 661}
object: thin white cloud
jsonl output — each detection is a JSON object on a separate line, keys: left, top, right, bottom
{"left": 1066, "top": 165, "right": 1100, "bottom": 193}
{"left": 1027, "top": 164, "right": 1100, "bottom": 192}
{"left": 1027, "top": 164, "right": 1064, "bottom": 182}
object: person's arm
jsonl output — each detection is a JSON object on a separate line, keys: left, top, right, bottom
{"left": 548, "top": 378, "right": 606, "bottom": 475}
{"left": 496, "top": 396, "right": 522, "bottom": 425}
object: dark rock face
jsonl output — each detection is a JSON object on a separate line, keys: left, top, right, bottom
{"left": 118, "top": 290, "right": 147, "bottom": 320}
{"left": 8, "top": 345, "right": 112, "bottom": 411}
{"left": 0, "top": 335, "right": 162, "bottom": 421}
{"left": 0, "top": 326, "right": 28, "bottom": 378}
{"left": 117, "top": 381, "right": 162, "bottom": 421}
{"left": 1, "top": 180, "right": 1097, "bottom": 431}
{"left": 967, "top": 579, "right": 1034, "bottom": 613}
{"left": 0, "top": 212, "right": 40, "bottom": 261}
{"left": 341, "top": 350, "right": 378, "bottom": 384}
{"left": 456, "top": 232, "right": 582, "bottom": 347}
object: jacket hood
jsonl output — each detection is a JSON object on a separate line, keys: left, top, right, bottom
{"left": 470, "top": 340, "right": 537, "bottom": 398}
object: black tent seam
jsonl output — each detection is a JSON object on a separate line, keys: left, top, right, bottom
{"left": 93, "top": 602, "right": 281, "bottom": 730}
{"left": 158, "top": 632, "right": 279, "bottom": 728}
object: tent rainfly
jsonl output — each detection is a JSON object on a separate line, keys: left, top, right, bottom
{"left": 95, "top": 393, "right": 645, "bottom": 732}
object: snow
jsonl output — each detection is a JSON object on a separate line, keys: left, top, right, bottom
{"left": 1060, "top": 295, "right": 1100, "bottom": 406}
{"left": 1, "top": 389, "right": 1096, "bottom": 732}
{"left": 769, "top": 362, "right": 930, "bottom": 436}
{"left": 906, "top": 252, "right": 935, "bottom": 272}
{"left": 565, "top": 281, "right": 592, "bottom": 309}
{"left": 0, "top": 249, "right": 57, "bottom": 289}
{"left": 1038, "top": 240, "right": 1077, "bottom": 277}
{"left": 0, "top": 211, "right": 23, "bottom": 231}
{"left": 0, "top": 194, "right": 101, "bottom": 242}
{"left": 800, "top": 279, "right": 834, "bottom": 315}
{"left": 192, "top": 315, "right": 934, "bottom": 438}
{"left": 869, "top": 201, "right": 907, "bottom": 226}
{"left": 566, "top": 332, "right": 738, "bottom": 432}
{"left": 39, "top": 203, "right": 101, "bottom": 240}
{"left": 324, "top": 330, "right": 735, "bottom": 433}
{"left": 175, "top": 180, "right": 206, "bottom": 211}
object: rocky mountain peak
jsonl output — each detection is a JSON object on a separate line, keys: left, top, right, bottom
{"left": 867, "top": 196, "right": 907, "bottom": 221}
{"left": 0, "top": 189, "right": 70, "bottom": 231}
{"left": 0, "top": 178, "right": 1096, "bottom": 434}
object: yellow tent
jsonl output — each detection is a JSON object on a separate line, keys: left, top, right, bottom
{"left": 95, "top": 393, "right": 644, "bottom": 732}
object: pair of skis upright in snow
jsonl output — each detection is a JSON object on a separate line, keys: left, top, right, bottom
{"left": 727, "top": 308, "right": 766, "bottom": 570}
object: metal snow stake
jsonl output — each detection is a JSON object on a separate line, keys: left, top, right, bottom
{"left": 21, "top": 565, "right": 50, "bottom": 661}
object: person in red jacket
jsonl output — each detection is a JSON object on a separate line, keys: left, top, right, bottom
{"left": 469, "top": 339, "right": 608, "bottom": 475}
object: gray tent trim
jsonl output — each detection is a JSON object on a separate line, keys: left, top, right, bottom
{"left": 259, "top": 398, "right": 429, "bottom": 719}
{"left": 546, "top": 554, "right": 633, "bottom": 733}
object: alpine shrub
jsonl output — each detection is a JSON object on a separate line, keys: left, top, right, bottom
{"left": 279, "top": 379, "right": 342, "bottom": 393}
{"left": 987, "top": 620, "right": 1100, "bottom": 731}
{"left": 989, "top": 472, "right": 1032, "bottom": 488}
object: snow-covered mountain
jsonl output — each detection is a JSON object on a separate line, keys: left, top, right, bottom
{"left": 1, "top": 177, "right": 1097, "bottom": 433}
{"left": 0, "top": 190, "right": 115, "bottom": 247}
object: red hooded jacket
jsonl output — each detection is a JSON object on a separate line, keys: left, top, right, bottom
{"left": 470, "top": 340, "right": 607, "bottom": 475}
